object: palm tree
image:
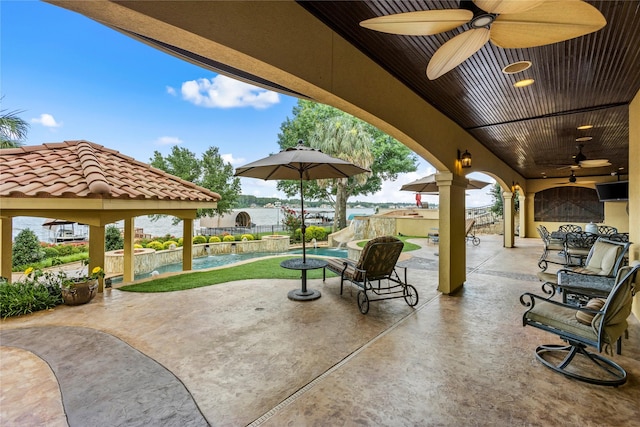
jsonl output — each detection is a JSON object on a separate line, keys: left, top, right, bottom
{"left": 310, "top": 115, "right": 374, "bottom": 229}
{"left": 1, "top": 99, "right": 30, "bottom": 148}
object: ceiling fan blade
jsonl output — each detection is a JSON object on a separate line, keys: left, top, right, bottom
{"left": 490, "top": 0, "right": 606, "bottom": 48}
{"left": 579, "top": 159, "right": 611, "bottom": 168}
{"left": 473, "top": 0, "right": 545, "bottom": 15}
{"left": 427, "top": 28, "right": 490, "bottom": 79}
{"left": 360, "top": 10, "right": 473, "bottom": 36}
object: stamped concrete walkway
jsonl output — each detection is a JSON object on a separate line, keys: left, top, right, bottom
{"left": 1, "top": 235, "right": 639, "bottom": 426}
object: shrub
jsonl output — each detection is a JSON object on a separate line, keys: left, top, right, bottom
{"left": 294, "top": 225, "right": 328, "bottom": 242}
{"left": 146, "top": 241, "right": 164, "bottom": 251}
{"left": 223, "top": 235, "right": 236, "bottom": 242}
{"left": 209, "top": 236, "right": 221, "bottom": 243}
{"left": 105, "top": 225, "right": 124, "bottom": 251}
{"left": 240, "top": 234, "right": 254, "bottom": 241}
{"left": 12, "top": 229, "right": 44, "bottom": 268}
{"left": 177, "top": 237, "right": 184, "bottom": 246}
{"left": 0, "top": 268, "right": 63, "bottom": 318}
{"left": 134, "top": 244, "right": 143, "bottom": 249}
{"left": 42, "top": 247, "right": 60, "bottom": 258}
{"left": 163, "top": 240, "right": 178, "bottom": 250}
{"left": 55, "top": 244, "right": 77, "bottom": 257}
{"left": 193, "top": 235, "right": 207, "bottom": 244}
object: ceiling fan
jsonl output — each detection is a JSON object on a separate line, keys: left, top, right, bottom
{"left": 556, "top": 144, "right": 611, "bottom": 170}
{"left": 360, "top": 0, "right": 607, "bottom": 80}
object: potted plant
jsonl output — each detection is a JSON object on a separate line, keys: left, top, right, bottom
{"left": 60, "top": 261, "right": 105, "bottom": 306}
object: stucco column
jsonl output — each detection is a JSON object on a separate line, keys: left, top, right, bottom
{"left": 436, "top": 172, "right": 467, "bottom": 294}
{"left": 503, "top": 191, "right": 515, "bottom": 248}
{"left": 524, "top": 192, "right": 535, "bottom": 238}
{"left": 89, "top": 225, "right": 106, "bottom": 292}
{"left": 630, "top": 89, "right": 639, "bottom": 319}
{"left": 0, "top": 217, "right": 13, "bottom": 282}
{"left": 123, "top": 217, "right": 135, "bottom": 283}
{"left": 518, "top": 191, "right": 527, "bottom": 239}
{"left": 183, "top": 219, "right": 193, "bottom": 272}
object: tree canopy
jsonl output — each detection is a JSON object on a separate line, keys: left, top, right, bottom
{"left": 150, "top": 146, "right": 241, "bottom": 220}
{"left": 1, "top": 98, "right": 29, "bottom": 148}
{"left": 276, "top": 99, "right": 419, "bottom": 228}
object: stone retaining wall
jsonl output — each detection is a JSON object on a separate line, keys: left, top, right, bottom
{"left": 104, "top": 235, "right": 290, "bottom": 275}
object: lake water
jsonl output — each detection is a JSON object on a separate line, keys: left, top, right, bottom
{"left": 11, "top": 207, "right": 375, "bottom": 242}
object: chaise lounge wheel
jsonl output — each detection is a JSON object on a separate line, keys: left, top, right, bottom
{"left": 404, "top": 284, "right": 418, "bottom": 307}
{"left": 357, "top": 291, "right": 369, "bottom": 314}
{"left": 472, "top": 236, "right": 480, "bottom": 246}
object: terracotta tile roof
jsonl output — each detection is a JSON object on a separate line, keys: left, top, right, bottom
{"left": 0, "top": 140, "right": 221, "bottom": 202}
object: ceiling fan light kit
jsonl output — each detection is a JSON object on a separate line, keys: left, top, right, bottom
{"left": 360, "top": 0, "right": 606, "bottom": 80}
{"left": 502, "top": 60, "right": 532, "bottom": 74}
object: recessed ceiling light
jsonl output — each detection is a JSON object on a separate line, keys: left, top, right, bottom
{"left": 502, "top": 61, "right": 532, "bottom": 74}
{"left": 514, "top": 78, "right": 534, "bottom": 88}
{"left": 576, "top": 136, "right": 593, "bottom": 142}
{"left": 577, "top": 124, "right": 593, "bottom": 130}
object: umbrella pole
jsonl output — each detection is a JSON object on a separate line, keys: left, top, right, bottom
{"left": 299, "top": 176, "right": 306, "bottom": 264}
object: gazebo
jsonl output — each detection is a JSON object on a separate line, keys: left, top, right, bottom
{"left": 0, "top": 140, "right": 221, "bottom": 288}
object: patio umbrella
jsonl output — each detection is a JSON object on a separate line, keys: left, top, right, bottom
{"left": 400, "top": 174, "right": 491, "bottom": 193}
{"left": 235, "top": 141, "right": 369, "bottom": 300}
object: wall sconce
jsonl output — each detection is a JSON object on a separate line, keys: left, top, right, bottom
{"left": 512, "top": 181, "right": 520, "bottom": 192}
{"left": 458, "top": 149, "right": 472, "bottom": 168}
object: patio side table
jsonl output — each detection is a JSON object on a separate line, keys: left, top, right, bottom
{"left": 280, "top": 258, "right": 327, "bottom": 301}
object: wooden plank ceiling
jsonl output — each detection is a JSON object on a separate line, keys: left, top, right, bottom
{"left": 299, "top": 1, "right": 640, "bottom": 181}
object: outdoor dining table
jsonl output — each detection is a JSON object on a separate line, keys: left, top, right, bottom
{"left": 280, "top": 257, "right": 327, "bottom": 301}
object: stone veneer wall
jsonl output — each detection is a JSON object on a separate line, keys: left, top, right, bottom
{"left": 104, "top": 235, "right": 290, "bottom": 275}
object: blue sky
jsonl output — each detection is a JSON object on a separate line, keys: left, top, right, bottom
{"left": 2, "top": 1, "right": 493, "bottom": 206}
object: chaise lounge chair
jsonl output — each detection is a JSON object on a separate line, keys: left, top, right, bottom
{"left": 323, "top": 236, "right": 418, "bottom": 314}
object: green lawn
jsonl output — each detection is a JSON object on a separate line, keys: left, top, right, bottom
{"left": 120, "top": 236, "right": 422, "bottom": 293}
{"left": 119, "top": 256, "right": 336, "bottom": 293}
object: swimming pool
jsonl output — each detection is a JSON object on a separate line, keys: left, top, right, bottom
{"left": 110, "top": 247, "right": 347, "bottom": 283}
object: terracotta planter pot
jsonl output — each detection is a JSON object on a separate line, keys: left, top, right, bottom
{"left": 61, "top": 279, "right": 98, "bottom": 306}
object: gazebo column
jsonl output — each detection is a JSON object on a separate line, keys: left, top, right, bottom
{"left": 182, "top": 219, "right": 193, "bottom": 271}
{"left": 89, "top": 225, "right": 106, "bottom": 292}
{"left": 503, "top": 191, "right": 515, "bottom": 248}
{"left": 436, "top": 172, "right": 467, "bottom": 294}
{"left": 0, "top": 217, "right": 13, "bottom": 282}
{"left": 123, "top": 217, "right": 135, "bottom": 283}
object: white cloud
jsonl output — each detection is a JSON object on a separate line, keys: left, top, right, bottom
{"left": 166, "top": 86, "right": 177, "bottom": 96}
{"left": 181, "top": 75, "right": 280, "bottom": 109}
{"left": 155, "top": 136, "right": 183, "bottom": 146}
{"left": 31, "top": 113, "right": 62, "bottom": 128}
{"left": 221, "top": 153, "right": 245, "bottom": 166}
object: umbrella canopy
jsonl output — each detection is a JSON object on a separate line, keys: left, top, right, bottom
{"left": 400, "top": 174, "right": 491, "bottom": 193}
{"left": 235, "top": 141, "right": 369, "bottom": 263}
{"left": 234, "top": 142, "right": 369, "bottom": 181}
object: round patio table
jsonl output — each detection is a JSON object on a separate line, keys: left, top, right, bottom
{"left": 280, "top": 258, "right": 327, "bottom": 301}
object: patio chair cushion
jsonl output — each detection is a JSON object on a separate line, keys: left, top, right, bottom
{"left": 575, "top": 298, "right": 606, "bottom": 325}
{"left": 588, "top": 240, "right": 622, "bottom": 276}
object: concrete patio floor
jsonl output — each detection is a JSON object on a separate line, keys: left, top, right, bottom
{"left": 1, "top": 235, "right": 639, "bottom": 426}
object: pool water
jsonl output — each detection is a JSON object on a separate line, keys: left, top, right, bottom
{"left": 111, "top": 247, "right": 347, "bottom": 284}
